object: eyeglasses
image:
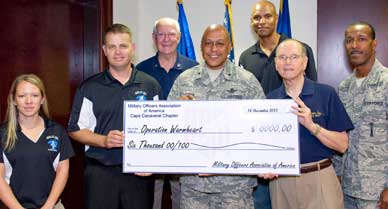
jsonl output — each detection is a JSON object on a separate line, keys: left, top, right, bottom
{"left": 155, "top": 32, "right": 178, "bottom": 39}
{"left": 203, "top": 41, "right": 227, "bottom": 48}
{"left": 275, "top": 54, "right": 303, "bottom": 62}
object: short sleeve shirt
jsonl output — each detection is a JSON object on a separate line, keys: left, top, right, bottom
{"left": 67, "top": 66, "right": 162, "bottom": 165}
{"left": 0, "top": 118, "right": 74, "bottom": 208}
{"left": 267, "top": 78, "right": 354, "bottom": 163}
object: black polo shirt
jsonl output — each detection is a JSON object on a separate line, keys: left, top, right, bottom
{"left": 239, "top": 34, "right": 317, "bottom": 95}
{"left": 68, "top": 65, "right": 162, "bottom": 165}
{"left": 136, "top": 53, "right": 198, "bottom": 100}
{"left": 0, "top": 118, "right": 74, "bottom": 208}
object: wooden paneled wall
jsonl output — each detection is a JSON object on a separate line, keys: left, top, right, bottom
{"left": 317, "top": 0, "right": 388, "bottom": 87}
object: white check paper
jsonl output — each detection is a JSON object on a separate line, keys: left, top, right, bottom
{"left": 123, "top": 100, "right": 300, "bottom": 175}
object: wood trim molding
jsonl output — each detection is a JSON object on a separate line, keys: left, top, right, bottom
{"left": 99, "top": 0, "right": 112, "bottom": 71}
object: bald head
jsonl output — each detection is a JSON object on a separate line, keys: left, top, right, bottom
{"left": 201, "top": 24, "right": 232, "bottom": 70}
{"left": 275, "top": 39, "right": 308, "bottom": 81}
{"left": 276, "top": 39, "right": 306, "bottom": 57}
{"left": 201, "top": 24, "right": 230, "bottom": 45}
{"left": 251, "top": 0, "right": 277, "bottom": 15}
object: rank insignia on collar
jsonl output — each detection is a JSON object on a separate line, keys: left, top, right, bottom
{"left": 227, "top": 88, "right": 237, "bottom": 93}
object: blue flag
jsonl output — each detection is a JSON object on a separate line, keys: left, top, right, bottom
{"left": 223, "top": 0, "right": 235, "bottom": 62}
{"left": 276, "top": 0, "right": 292, "bottom": 38}
{"left": 177, "top": 0, "right": 196, "bottom": 60}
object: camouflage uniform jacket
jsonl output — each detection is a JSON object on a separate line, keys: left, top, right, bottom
{"left": 337, "top": 59, "right": 388, "bottom": 200}
{"left": 168, "top": 60, "right": 265, "bottom": 192}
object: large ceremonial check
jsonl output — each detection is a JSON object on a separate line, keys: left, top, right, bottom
{"left": 123, "top": 99, "right": 300, "bottom": 175}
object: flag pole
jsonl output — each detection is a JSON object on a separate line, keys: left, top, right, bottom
{"left": 224, "top": 0, "right": 235, "bottom": 62}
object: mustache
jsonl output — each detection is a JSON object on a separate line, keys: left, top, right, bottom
{"left": 350, "top": 50, "right": 363, "bottom": 55}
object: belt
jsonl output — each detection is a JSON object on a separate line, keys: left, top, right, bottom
{"left": 300, "top": 159, "right": 332, "bottom": 174}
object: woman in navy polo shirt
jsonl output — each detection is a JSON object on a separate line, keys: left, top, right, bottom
{"left": 0, "top": 74, "right": 74, "bottom": 209}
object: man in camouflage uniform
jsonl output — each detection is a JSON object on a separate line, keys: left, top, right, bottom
{"left": 336, "top": 21, "right": 388, "bottom": 209}
{"left": 168, "top": 24, "right": 265, "bottom": 209}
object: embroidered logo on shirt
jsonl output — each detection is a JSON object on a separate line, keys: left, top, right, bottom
{"left": 46, "top": 135, "right": 59, "bottom": 152}
{"left": 311, "top": 111, "right": 323, "bottom": 118}
{"left": 135, "top": 91, "right": 147, "bottom": 101}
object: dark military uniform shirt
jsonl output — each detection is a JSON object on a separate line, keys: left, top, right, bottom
{"left": 68, "top": 65, "right": 162, "bottom": 165}
{"left": 0, "top": 118, "right": 74, "bottom": 208}
{"left": 239, "top": 34, "right": 317, "bottom": 95}
{"left": 136, "top": 53, "right": 198, "bottom": 100}
{"left": 267, "top": 78, "right": 354, "bottom": 164}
